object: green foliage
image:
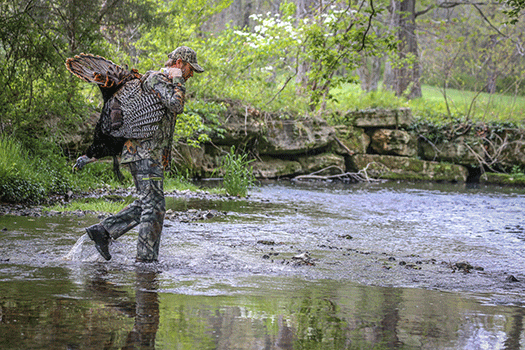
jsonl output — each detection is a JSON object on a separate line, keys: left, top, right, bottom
{"left": 194, "top": 2, "right": 395, "bottom": 114}
{"left": 73, "top": 161, "right": 133, "bottom": 191}
{"left": 176, "top": 100, "right": 227, "bottom": 147}
{"left": 0, "top": 136, "right": 73, "bottom": 203}
{"left": 510, "top": 164, "right": 525, "bottom": 176}
{"left": 302, "top": 5, "right": 395, "bottom": 111}
{"left": 129, "top": 0, "right": 232, "bottom": 73}
{"left": 498, "top": 0, "right": 524, "bottom": 24}
{"left": 191, "top": 22, "right": 307, "bottom": 114}
{"left": 219, "top": 146, "right": 255, "bottom": 197}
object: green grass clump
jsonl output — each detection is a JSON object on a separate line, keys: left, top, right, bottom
{"left": 164, "top": 175, "right": 201, "bottom": 192}
{"left": 220, "top": 146, "right": 255, "bottom": 197}
{"left": 45, "top": 196, "right": 133, "bottom": 214}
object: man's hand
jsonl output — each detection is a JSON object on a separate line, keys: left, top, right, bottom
{"left": 167, "top": 67, "right": 182, "bottom": 80}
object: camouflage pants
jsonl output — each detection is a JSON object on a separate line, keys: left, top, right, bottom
{"left": 102, "top": 159, "right": 165, "bottom": 261}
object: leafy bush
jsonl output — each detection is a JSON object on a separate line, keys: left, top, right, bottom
{"left": 0, "top": 136, "right": 66, "bottom": 203}
{"left": 176, "top": 99, "right": 226, "bottom": 146}
{"left": 0, "top": 136, "right": 135, "bottom": 204}
{"left": 219, "top": 146, "right": 255, "bottom": 197}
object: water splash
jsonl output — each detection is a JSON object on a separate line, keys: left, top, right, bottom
{"left": 62, "top": 233, "right": 100, "bottom": 262}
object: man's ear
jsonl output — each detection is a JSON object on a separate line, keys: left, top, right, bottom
{"left": 174, "top": 58, "right": 184, "bottom": 68}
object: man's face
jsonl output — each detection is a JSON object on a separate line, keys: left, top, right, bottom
{"left": 181, "top": 62, "right": 194, "bottom": 81}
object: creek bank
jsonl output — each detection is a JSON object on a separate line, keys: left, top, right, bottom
{"left": 171, "top": 104, "right": 525, "bottom": 185}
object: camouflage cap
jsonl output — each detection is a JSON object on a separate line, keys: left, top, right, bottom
{"left": 168, "top": 46, "right": 204, "bottom": 73}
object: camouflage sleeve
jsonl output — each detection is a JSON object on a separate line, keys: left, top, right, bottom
{"left": 143, "top": 71, "right": 186, "bottom": 114}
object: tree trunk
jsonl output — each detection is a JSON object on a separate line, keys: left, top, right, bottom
{"left": 357, "top": 55, "right": 382, "bottom": 92}
{"left": 383, "top": 59, "right": 395, "bottom": 91}
{"left": 391, "top": 0, "right": 422, "bottom": 99}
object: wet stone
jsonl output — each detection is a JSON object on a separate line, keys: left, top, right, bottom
{"left": 257, "top": 240, "right": 276, "bottom": 245}
{"left": 455, "top": 262, "right": 473, "bottom": 271}
{"left": 291, "top": 252, "right": 316, "bottom": 266}
{"left": 506, "top": 275, "right": 519, "bottom": 282}
{"left": 165, "top": 209, "right": 226, "bottom": 223}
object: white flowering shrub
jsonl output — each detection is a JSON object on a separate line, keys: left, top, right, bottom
{"left": 192, "top": 0, "right": 395, "bottom": 114}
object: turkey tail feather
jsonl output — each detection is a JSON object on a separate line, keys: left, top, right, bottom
{"left": 65, "top": 53, "right": 141, "bottom": 88}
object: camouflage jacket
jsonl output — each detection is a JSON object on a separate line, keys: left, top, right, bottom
{"left": 120, "top": 70, "right": 186, "bottom": 170}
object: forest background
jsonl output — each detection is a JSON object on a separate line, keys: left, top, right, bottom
{"left": 1, "top": 0, "right": 525, "bottom": 203}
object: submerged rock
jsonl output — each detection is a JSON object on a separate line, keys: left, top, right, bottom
{"left": 506, "top": 275, "right": 519, "bottom": 282}
{"left": 291, "top": 252, "right": 316, "bottom": 266}
{"left": 165, "top": 209, "right": 226, "bottom": 223}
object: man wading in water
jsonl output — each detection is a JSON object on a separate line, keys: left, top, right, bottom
{"left": 69, "top": 47, "right": 204, "bottom": 262}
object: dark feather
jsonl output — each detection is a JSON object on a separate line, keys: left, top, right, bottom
{"left": 67, "top": 53, "right": 169, "bottom": 181}
{"left": 66, "top": 54, "right": 144, "bottom": 180}
{"left": 66, "top": 53, "right": 142, "bottom": 101}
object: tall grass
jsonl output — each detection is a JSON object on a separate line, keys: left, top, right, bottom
{"left": 329, "top": 83, "right": 407, "bottom": 111}
{"left": 46, "top": 196, "right": 133, "bottom": 214}
{"left": 220, "top": 146, "right": 255, "bottom": 197}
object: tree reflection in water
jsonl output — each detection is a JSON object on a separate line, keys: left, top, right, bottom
{"left": 122, "top": 269, "right": 159, "bottom": 349}
{"left": 87, "top": 267, "right": 160, "bottom": 350}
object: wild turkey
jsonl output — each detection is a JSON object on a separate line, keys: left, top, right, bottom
{"left": 66, "top": 54, "right": 165, "bottom": 181}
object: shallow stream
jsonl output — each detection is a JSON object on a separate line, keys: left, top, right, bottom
{"left": 1, "top": 181, "right": 524, "bottom": 349}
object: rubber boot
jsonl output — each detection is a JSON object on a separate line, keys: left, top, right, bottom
{"left": 86, "top": 224, "right": 112, "bottom": 261}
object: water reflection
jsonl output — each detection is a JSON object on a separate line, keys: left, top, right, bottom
{"left": 2, "top": 181, "right": 525, "bottom": 349}
{"left": 123, "top": 269, "right": 159, "bottom": 349}
{"left": 84, "top": 267, "right": 160, "bottom": 350}
{"left": 0, "top": 264, "right": 524, "bottom": 349}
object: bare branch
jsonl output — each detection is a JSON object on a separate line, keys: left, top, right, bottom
{"left": 293, "top": 162, "right": 386, "bottom": 183}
